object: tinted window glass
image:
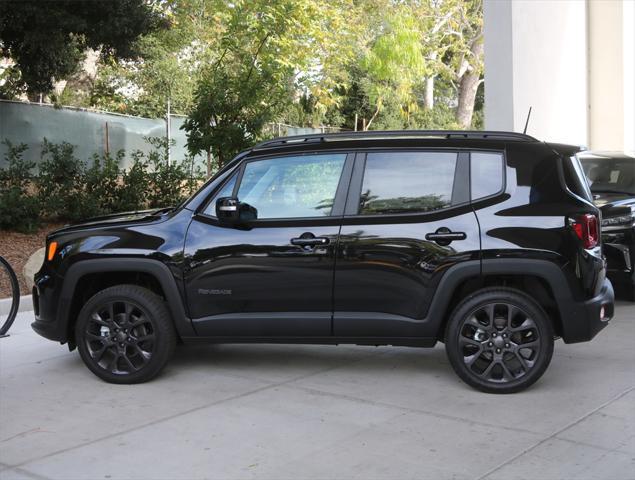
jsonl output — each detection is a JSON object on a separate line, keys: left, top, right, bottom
{"left": 359, "top": 152, "right": 457, "bottom": 215}
{"left": 580, "top": 156, "right": 635, "bottom": 196}
{"left": 563, "top": 156, "right": 593, "bottom": 201}
{"left": 237, "top": 154, "right": 346, "bottom": 219}
{"left": 471, "top": 152, "right": 504, "bottom": 199}
{"left": 203, "top": 173, "right": 237, "bottom": 216}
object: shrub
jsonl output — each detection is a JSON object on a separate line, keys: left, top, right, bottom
{"left": 83, "top": 150, "right": 125, "bottom": 216}
{"left": 0, "top": 140, "right": 40, "bottom": 232}
{"left": 36, "top": 139, "right": 87, "bottom": 221}
{"left": 114, "top": 150, "right": 150, "bottom": 212}
{"left": 0, "top": 138, "right": 206, "bottom": 231}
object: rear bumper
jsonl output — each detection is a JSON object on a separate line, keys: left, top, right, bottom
{"left": 561, "top": 278, "right": 614, "bottom": 343}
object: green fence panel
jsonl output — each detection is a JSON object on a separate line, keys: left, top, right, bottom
{"left": 0, "top": 100, "right": 202, "bottom": 169}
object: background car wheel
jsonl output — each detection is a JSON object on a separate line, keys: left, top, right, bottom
{"left": 75, "top": 284, "right": 176, "bottom": 384}
{"left": 445, "top": 287, "right": 554, "bottom": 394}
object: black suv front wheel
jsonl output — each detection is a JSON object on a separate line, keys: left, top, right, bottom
{"left": 445, "top": 288, "right": 554, "bottom": 394}
{"left": 75, "top": 285, "right": 176, "bottom": 384}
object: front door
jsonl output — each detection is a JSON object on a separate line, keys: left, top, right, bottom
{"left": 184, "top": 152, "right": 352, "bottom": 337}
{"left": 334, "top": 150, "right": 481, "bottom": 338}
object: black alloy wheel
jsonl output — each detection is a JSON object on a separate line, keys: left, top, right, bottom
{"left": 76, "top": 285, "right": 176, "bottom": 384}
{"left": 445, "top": 288, "right": 554, "bottom": 394}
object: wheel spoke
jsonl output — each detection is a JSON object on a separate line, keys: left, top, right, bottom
{"left": 91, "top": 312, "right": 110, "bottom": 327}
{"left": 91, "top": 344, "right": 109, "bottom": 363}
{"left": 511, "top": 318, "right": 535, "bottom": 332}
{"left": 134, "top": 345, "right": 151, "bottom": 363}
{"left": 129, "top": 316, "right": 148, "bottom": 329}
{"left": 507, "top": 305, "right": 518, "bottom": 328}
{"left": 499, "top": 360, "right": 515, "bottom": 381}
{"left": 464, "top": 350, "right": 482, "bottom": 367}
{"left": 85, "top": 332, "right": 107, "bottom": 343}
{"left": 480, "top": 358, "right": 496, "bottom": 379}
{"left": 465, "top": 315, "right": 483, "bottom": 329}
{"left": 485, "top": 304, "right": 495, "bottom": 327}
{"left": 513, "top": 350, "right": 532, "bottom": 371}
{"left": 517, "top": 338, "right": 540, "bottom": 349}
{"left": 122, "top": 353, "right": 138, "bottom": 372}
{"left": 107, "top": 352, "right": 120, "bottom": 373}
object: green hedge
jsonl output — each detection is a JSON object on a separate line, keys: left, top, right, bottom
{"left": 0, "top": 138, "right": 204, "bottom": 233}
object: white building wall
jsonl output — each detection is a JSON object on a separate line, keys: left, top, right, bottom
{"left": 485, "top": 0, "right": 634, "bottom": 151}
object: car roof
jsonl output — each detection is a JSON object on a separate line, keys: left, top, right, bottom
{"left": 245, "top": 130, "right": 543, "bottom": 157}
{"left": 578, "top": 151, "right": 635, "bottom": 161}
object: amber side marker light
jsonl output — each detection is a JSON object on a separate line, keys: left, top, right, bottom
{"left": 47, "top": 242, "right": 58, "bottom": 261}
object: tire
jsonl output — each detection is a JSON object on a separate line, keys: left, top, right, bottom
{"left": 445, "top": 287, "right": 554, "bottom": 394}
{"left": 75, "top": 285, "right": 176, "bottom": 384}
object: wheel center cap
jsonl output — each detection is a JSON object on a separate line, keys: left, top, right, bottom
{"left": 116, "top": 331, "right": 127, "bottom": 342}
{"left": 493, "top": 336, "right": 505, "bottom": 348}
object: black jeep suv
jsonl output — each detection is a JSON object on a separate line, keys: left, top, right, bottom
{"left": 32, "top": 131, "right": 615, "bottom": 393}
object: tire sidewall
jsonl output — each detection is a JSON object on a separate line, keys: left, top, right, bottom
{"left": 75, "top": 285, "right": 175, "bottom": 384}
{"left": 445, "top": 288, "right": 554, "bottom": 394}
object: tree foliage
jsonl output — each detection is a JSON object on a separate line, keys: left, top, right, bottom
{"left": 0, "top": 0, "right": 165, "bottom": 97}
{"left": 1, "top": 0, "right": 486, "bottom": 172}
{"left": 182, "top": 0, "right": 361, "bottom": 167}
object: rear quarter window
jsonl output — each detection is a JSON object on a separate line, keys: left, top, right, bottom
{"left": 563, "top": 155, "right": 593, "bottom": 201}
{"left": 470, "top": 152, "right": 504, "bottom": 200}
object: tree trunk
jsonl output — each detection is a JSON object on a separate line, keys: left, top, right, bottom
{"left": 424, "top": 51, "right": 438, "bottom": 110}
{"left": 206, "top": 150, "right": 213, "bottom": 178}
{"left": 456, "top": 34, "right": 484, "bottom": 129}
{"left": 424, "top": 75, "right": 435, "bottom": 110}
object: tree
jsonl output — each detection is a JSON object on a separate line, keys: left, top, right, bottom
{"left": 0, "top": 0, "right": 165, "bottom": 97}
{"left": 183, "top": 0, "right": 359, "bottom": 170}
{"left": 360, "top": 11, "right": 426, "bottom": 130}
{"left": 90, "top": 0, "right": 227, "bottom": 117}
{"left": 453, "top": 0, "right": 484, "bottom": 128}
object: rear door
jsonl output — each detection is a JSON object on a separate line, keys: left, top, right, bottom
{"left": 333, "top": 150, "right": 481, "bottom": 338}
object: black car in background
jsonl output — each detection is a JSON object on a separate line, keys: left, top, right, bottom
{"left": 580, "top": 152, "right": 635, "bottom": 300}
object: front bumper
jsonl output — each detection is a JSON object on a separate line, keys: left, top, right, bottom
{"left": 31, "top": 267, "right": 67, "bottom": 343}
{"left": 562, "top": 278, "right": 614, "bottom": 343}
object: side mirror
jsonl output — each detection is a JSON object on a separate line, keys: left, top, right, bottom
{"left": 216, "top": 197, "right": 258, "bottom": 226}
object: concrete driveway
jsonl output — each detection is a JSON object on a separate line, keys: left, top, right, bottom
{"left": 1, "top": 304, "right": 634, "bottom": 480}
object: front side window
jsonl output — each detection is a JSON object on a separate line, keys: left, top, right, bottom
{"left": 358, "top": 151, "right": 457, "bottom": 215}
{"left": 236, "top": 154, "right": 346, "bottom": 219}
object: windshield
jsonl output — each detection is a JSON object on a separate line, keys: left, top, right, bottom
{"left": 579, "top": 155, "right": 635, "bottom": 196}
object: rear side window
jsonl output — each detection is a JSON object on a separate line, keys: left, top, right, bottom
{"left": 358, "top": 151, "right": 457, "bottom": 215}
{"left": 471, "top": 152, "right": 504, "bottom": 200}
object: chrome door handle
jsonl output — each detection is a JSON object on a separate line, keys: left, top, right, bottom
{"left": 425, "top": 227, "right": 466, "bottom": 246}
{"left": 291, "top": 237, "right": 330, "bottom": 247}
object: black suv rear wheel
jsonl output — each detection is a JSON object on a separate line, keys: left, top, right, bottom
{"left": 445, "top": 288, "right": 554, "bottom": 394}
{"left": 75, "top": 285, "right": 176, "bottom": 384}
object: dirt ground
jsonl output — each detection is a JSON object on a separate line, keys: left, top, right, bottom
{"left": 0, "top": 223, "right": 64, "bottom": 298}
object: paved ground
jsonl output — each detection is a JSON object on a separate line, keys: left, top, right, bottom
{"left": 1, "top": 304, "right": 634, "bottom": 480}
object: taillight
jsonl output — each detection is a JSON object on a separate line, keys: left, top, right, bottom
{"left": 570, "top": 213, "right": 599, "bottom": 249}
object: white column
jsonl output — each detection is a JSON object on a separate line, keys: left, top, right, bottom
{"left": 587, "top": 0, "right": 635, "bottom": 151}
{"left": 484, "top": 0, "right": 588, "bottom": 145}
{"left": 622, "top": 0, "right": 634, "bottom": 153}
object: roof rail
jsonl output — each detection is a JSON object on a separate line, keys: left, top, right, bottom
{"left": 253, "top": 130, "right": 538, "bottom": 150}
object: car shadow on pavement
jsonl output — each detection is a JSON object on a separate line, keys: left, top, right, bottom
{"left": 167, "top": 343, "right": 451, "bottom": 377}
